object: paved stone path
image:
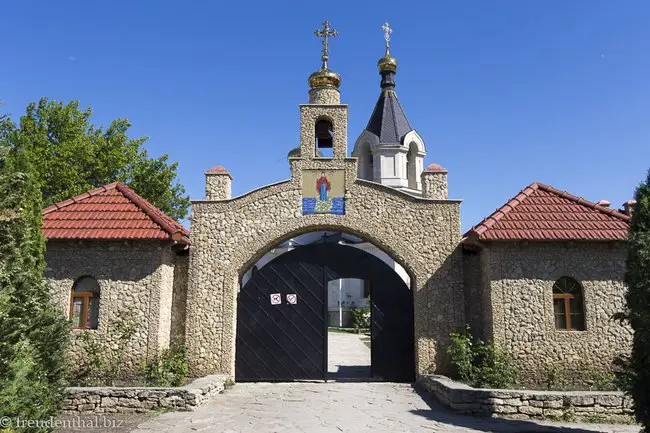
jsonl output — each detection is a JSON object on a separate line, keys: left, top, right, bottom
{"left": 131, "top": 382, "right": 639, "bottom": 433}
{"left": 327, "top": 331, "right": 370, "bottom": 379}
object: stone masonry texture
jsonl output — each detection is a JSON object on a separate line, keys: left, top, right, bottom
{"left": 418, "top": 375, "right": 635, "bottom": 424}
{"left": 421, "top": 171, "right": 448, "bottom": 200}
{"left": 205, "top": 173, "right": 232, "bottom": 201}
{"left": 45, "top": 240, "right": 188, "bottom": 372}
{"left": 62, "top": 375, "right": 228, "bottom": 414}
{"left": 477, "top": 242, "right": 632, "bottom": 385}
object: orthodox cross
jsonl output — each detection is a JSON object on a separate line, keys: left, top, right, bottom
{"left": 382, "top": 22, "right": 393, "bottom": 54}
{"left": 315, "top": 20, "right": 338, "bottom": 69}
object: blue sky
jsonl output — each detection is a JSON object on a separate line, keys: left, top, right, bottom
{"left": 2, "top": 1, "right": 649, "bottom": 231}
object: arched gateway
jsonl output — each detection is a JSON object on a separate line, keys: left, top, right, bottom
{"left": 236, "top": 242, "right": 414, "bottom": 382}
{"left": 185, "top": 25, "right": 463, "bottom": 380}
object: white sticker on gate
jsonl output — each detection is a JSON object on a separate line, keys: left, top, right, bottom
{"left": 286, "top": 294, "right": 298, "bottom": 304}
{"left": 270, "top": 293, "right": 281, "bottom": 305}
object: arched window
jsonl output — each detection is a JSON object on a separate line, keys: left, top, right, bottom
{"left": 552, "top": 277, "right": 585, "bottom": 331}
{"left": 70, "top": 276, "right": 100, "bottom": 330}
{"left": 315, "top": 119, "right": 334, "bottom": 157}
{"left": 406, "top": 142, "right": 418, "bottom": 190}
{"left": 358, "top": 142, "right": 374, "bottom": 181}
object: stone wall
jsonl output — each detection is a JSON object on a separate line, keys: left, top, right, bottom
{"left": 418, "top": 375, "right": 634, "bottom": 423}
{"left": 45, "top": 240, "right": 180, "bottom": 372}
{"left": 186, "top": 156, "right": 463, "bottom": 377}
{"left": 62, "top": 375, "right": 228, "bottom": 413}
{"left": 462, "top": 248, "right": 491, "bottom": 340}
{"left": 476, "top": 241, "right": 632, "bottom": 385}
{"left": 171, "top": 252, "right": 189, "bottom": 346}
{"left": 153, "top": 247, "right": 175, "bottom": 352}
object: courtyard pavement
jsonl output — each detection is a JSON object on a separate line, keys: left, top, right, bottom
{"left": 327, "top": 330, "right": 371, "bottom": 379}
{"left": 130, "top": 332, "right": 640, "bottom": 433}
{"left": 131, "top": 382, "right": 639, "bottom": 433}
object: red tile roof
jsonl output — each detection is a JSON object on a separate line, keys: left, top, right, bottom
{"left": 424, "top": 163, "right": 448, "bottom": 173}
{"left": 465, "top": 182, "right": 630, "bottom": 242}
{"left": 43, "top": 182, "right": 190, "bottom": 244}
{"left": 206, "top": 165, "right": 231, "bottom": 176}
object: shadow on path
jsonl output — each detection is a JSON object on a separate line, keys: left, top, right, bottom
{"left": 409, "top": 384, "right": 640, "bottom": 433}
{"left": 327, "top": 365, "right": 371, "bottom": 380}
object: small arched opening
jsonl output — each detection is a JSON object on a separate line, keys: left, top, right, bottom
{"left": 315, "top": 119, "right": 334, "bottom": 158}
{"left": 358, "top": 142, "right": 374, "bottom": 181}
{"left": 406, "top": 141, "right": 419, "bottom": 190}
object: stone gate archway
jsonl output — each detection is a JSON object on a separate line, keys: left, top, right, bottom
{"left": 185, "top": 162, "right": 463, "bottom": 379}
{"left": 184, "top": 59, "right": 463, "bottom": 380}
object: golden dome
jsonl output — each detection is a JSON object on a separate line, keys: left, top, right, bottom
{"left": 308, "top": 67, "right": 342, "bottom": 89}
{"left": 378, "top": 52, "right": 397, "bottom": 73}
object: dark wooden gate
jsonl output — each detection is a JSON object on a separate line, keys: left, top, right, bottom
{"left": 236, "top": 243, "right": 414, "bottom": 382}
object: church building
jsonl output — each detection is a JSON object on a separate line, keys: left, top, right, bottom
{"left": 43, "top": 22, "right": 632, "bottom": 385}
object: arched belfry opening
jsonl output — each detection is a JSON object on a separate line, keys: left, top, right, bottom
{"left": 236, "top": 231, "right": 414, "bottom": 382}
{"left": 315, "top": 119, "right": 334, "bottom": 158}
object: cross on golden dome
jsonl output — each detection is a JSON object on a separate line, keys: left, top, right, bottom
{"left": 382, "top": 22, "right": 393, "bottom": 54}
{"left": 314, "top": 20, "right": 338, "bottom": 69}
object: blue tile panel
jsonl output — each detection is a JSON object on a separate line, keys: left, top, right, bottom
{"left": 302, "top": 197, "right": 345, "bottom": 215}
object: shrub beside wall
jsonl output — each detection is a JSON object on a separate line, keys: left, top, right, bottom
{"left": 447, "top": 325, "right": 518, "bottom": 389}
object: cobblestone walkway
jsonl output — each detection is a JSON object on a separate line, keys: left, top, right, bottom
{"left": 131, "top": 382, "right": 639, "bottom": 433}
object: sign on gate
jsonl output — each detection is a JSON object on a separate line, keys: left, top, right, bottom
{"left": 286, "top": 294, "right": 297, "bottom": 304}
{"left": 270, "top": 293, "right": 281, "bottom": 305}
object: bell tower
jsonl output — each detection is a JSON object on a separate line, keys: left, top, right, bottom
{"left": 352, "top": 23, "right": 427, "bottom": 194}
{"left": 297, "top": 21, "right": 348, "bottom": 162}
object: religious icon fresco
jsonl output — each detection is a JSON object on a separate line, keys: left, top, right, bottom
{"left": 302, "top": 169, "right": 345, "bottom": 215}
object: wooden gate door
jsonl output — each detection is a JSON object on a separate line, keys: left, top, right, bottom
{"left": 236, "top": 243, "right": 414, "bottom": 382}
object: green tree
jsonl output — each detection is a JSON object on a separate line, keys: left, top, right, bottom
{"left": 0, "top": 130, "right": 70, "bottom": 431}
{"left": 617, "top": 169, "right": 650, "bottom": 431}
{"left": 1, "top": 98, "right": 189, "bottom": 221}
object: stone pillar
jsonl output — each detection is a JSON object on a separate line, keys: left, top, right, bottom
{"left": 205, "top": 166, "right": 232, "bottom": 200}
{"left": 421, "top": 163, "right": 448, "bottom": 200}
{"left": 622, "top": 200, "right": 636, "bottom": 216}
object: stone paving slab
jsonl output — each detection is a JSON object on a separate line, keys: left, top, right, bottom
{"left": 130, "top": 382, "right": 640, "bottom": 433}
{"left": 327, "top": 331, "right": 370, "bottom": 379}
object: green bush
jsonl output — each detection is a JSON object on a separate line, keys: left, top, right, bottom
{"left": 350, "top": 306, "right": 370, "bottom": 332}
{"left": 141, "top": 345, "right": 189, "bottom": 387}
{"left": 591, "top": 372, "right": 617, "bottom": 392}
{"left": 448, "top": 325, "right": 518, "bottom": 389}
{"left": 543, "top": 365, "right": 568, "bottom": 390}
